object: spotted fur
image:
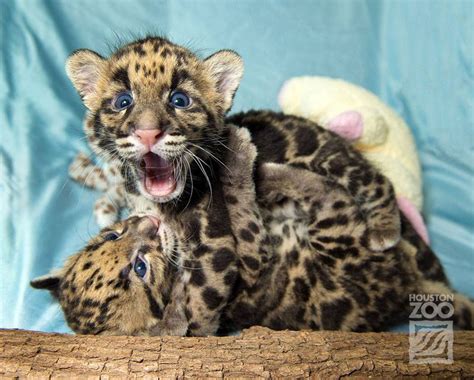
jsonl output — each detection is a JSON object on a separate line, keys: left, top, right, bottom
{"left": 32, "top": 128, "right": 474, "bottom": 335}
{"left": 66, "top": 36, "right": 401, "bottom": 252}
{"left": 31, "top": 216, "right": 178, "bottom": 335}
{"left": 222, "top": 163, "right": 474, "bottom": 332}
{"left": 66, "top": 37, "right": 242, "bottom": 212}
{"left": 69, "top": 152, "right": 127, "bottom": 227}
{"left": 57, "top": 36, "right": 417, "bottom": 336}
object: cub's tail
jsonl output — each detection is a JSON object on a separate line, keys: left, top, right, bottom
{"left": 401, "top": 215, "right": 473, "bottom": 329}
{"left": 416, "top": 280, "right": 474, "bottom": 330}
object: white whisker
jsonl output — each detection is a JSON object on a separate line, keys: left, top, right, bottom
{"left": 187, "top": 142, "right": 231, "bottom": 174}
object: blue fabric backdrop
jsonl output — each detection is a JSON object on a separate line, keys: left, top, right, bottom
{"left": 1, "top": 0, "right": 473, "bottom": 333}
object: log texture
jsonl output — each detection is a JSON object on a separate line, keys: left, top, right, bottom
{"left": 1, "top": 327, "right": 473, "bottom": 378}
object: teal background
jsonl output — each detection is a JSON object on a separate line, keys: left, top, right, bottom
{"left": 0, "top": 0, "right": 472, "bottom": 333}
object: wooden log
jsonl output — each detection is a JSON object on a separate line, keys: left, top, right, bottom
{"left": 1, "top": 327, "right": 473, "bottom": 378}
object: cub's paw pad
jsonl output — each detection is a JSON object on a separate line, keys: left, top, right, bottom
{"left": 368, "top": 227, "right": 401, "bottom": 251}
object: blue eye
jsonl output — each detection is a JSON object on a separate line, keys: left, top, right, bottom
{"left": 104, "top": 232, "right": 120, "bottom": 241}
{"left": 134, "top": 256, "right": 147, "bottom": 278}
{"left": 113, "top": 92, "right": 134, "bottom": 110}
{"left": 169, "top": 91, "right": 191, "bottom": 109}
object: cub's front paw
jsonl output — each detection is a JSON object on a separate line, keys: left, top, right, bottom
{"left": 69, "top": 152, "right": 92, "bottom": 181}
{"left": 256, "top": 163, "right": 291, "bottom": 203}
{"left": 366, "top": 205, "right": 401, "bottom": 251}
{"left": 367, "top": 224, "right": 401, "bottom": 251}
{"left": 224, "top": 126, "right": 257, "bottom": 183}
{"left": 150, "top": 281, "right": 189, "bottom": 336}
{"left": 228, "top": 126, "right": 257, "bottom": 162}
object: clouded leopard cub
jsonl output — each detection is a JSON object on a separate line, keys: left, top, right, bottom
{"left": 32, "top": 126, "right": 474, "bottom": 335}
{"left": 67, "top": 36, "right": 400, "bottom": 250}
{"left": 64, "top": 36, "right": 402, "bottom": 335}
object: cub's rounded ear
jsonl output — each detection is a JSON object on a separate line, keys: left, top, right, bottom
{"left": 66, "top": 49, "right": 106, "bottom": 109}
{"left": 204, "top": 50, "right": 244, "bottom": 113}
{"left": 30, "top": 271, "right": 63, "bottom": 298}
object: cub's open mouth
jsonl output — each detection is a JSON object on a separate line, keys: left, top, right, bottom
{"left": 140, "top": 153, "right": 176, "bottom": 197}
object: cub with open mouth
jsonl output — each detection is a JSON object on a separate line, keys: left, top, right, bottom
{"left": 67, "top": 36, "right": 240, "bottom": 210}
{"left": 139, "top": 151, "right": 180, "bottom": 201}
{"left": 67, "top": 36, "right": 404, "bottom": 253}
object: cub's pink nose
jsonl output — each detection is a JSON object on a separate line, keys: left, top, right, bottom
{"left": 134, "top": 129, "right": 162, "bottom": 147}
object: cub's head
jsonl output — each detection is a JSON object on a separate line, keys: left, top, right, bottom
{"left": 31, "top": 216, "right": 181, "bottom": 335}
{"left": 67, "top": 37, "right": 243, "bottom": 208}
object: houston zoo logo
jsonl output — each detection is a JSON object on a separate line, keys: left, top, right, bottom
{"left": 409, "top": 294, "right": 454, "bottom": 364}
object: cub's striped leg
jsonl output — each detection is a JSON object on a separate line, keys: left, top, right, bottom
{"left": 307, "top": 137, "right": 400, "bottom": 251}
{"left": 221, "top": 126, "right": 269, "bottom": 288}
{"left": 69, "top": 152, "right": 108, "bottom": 191}
{"left": 69, "top": 152, "right": 129, "bottom": 227}
{"left": 180, "top": 127, "right": 268, "bottom": 336}
{"left": 232, "top": 112, "right": 401, "bottom": 252}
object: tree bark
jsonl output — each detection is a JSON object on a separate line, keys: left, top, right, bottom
{"left": 0, "top": 327, "right": 473, "bottom": 379}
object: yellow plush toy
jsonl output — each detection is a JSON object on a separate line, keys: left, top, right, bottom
{"left": 279, "top": 76, "right": 429, "bottom": 244}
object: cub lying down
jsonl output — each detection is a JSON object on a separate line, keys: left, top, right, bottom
{"left": 32, "top": 128, "right": 473, "bottom": 335}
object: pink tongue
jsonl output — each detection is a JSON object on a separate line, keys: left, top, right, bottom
{"left": 143, "top": 153, "right": 176, "bottom": 197}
